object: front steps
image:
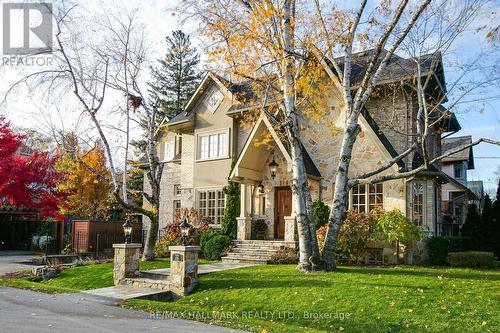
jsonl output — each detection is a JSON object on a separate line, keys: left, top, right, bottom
{"left": 221, "top": 240, "right": 296, "bottom": 264}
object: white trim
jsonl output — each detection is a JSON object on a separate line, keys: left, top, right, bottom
{"left": 229, "top": 114, "right": 292, "bottom": 181}
{"left": 195, "top": 127, "right": 231, "bottom": 161}
{"left": 195, "top": 187, "right": 226, "bottom": 224}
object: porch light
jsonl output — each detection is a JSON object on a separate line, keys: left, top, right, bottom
{"left": 122, "top": 218, "right": 133, "bottom": 244}
{"left": 269, "top": 159, "right": 279, "bottom": 180}
{"left": 258, "top": 184, "right": 265, "bottom": 194}
{"left": 179, "top": 218, "right": 191, "bottom": 245}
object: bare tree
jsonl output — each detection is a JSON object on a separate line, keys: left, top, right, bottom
{"left": 2, "top": 2, "right": 164, "bottom": 260}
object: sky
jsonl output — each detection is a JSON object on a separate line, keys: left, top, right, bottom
{"left": 0, "top": 0, "right": 499, "bottom": 194}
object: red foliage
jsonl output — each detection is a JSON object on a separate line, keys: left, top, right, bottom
{"left": 0, "top": 117, "right": 66, "bottom": 220}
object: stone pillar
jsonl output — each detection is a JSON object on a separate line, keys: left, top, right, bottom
{"left": 112, "top": 243, "right": 141, "bottom": 285}
{"left": 168, "top": 245, "right": 200, "bottom": 296}
{"left": 284, "top": 215, "right": 297, "bottom": 242}
{"left": 237, "top": 217, "right": 252, "bottom": 240}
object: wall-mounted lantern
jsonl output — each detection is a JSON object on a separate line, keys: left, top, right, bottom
{"left": 269, "top": 159, "right": 279, "bottom": 180}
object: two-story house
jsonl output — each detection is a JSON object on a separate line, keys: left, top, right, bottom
{"left": 440, "top": 136, "right": 479, "bottom": 235}
{"left": 144, "top": 50, "right": 460, "bottom": 262}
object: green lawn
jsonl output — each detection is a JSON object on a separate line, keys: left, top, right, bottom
{"left": 0, "top": 258, "right": 179, "bottom": 293}
{"left": 124, "top": 265, "right": 500, "bottom": 333}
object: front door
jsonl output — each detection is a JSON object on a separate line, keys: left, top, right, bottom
{"left": 274, "top": 186, "right": 292, "bottom": 239}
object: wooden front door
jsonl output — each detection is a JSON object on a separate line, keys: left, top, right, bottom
{"left": 274, "top": 186, "right": 292, "bottom": 239}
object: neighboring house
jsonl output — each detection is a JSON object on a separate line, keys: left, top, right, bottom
{"left": 467, "top": 180, "right": 484, "bottom": 209}
{"left": 143, "top": 50, "right": 462, "bottom": 263}
{"left": 440, "top": 136, "right": 479, "bottom": 236}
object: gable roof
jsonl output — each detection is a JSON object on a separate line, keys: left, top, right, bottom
{"left": 441, "top": 136, "right": 474, "bottom": 169}
{"left": 324, "top": 50, "right": 445, "bottom": 91}
{"left": 229, "top": 115, "right": 321, "bottom": 181}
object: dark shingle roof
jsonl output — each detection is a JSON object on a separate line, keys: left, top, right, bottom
{"left": 326, "top": 50, "right": 442, "bottom": 88}
{"left": 441, "top": 136, "right": 474, "bottom": 168}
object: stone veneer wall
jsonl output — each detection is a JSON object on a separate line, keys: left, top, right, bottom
{"left": 298, "top": 89, "right": 407, "bottom": 213}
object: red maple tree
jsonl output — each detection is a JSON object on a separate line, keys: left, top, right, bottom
{"left": 0, "top": 117, "right": 65, "bottom": 220}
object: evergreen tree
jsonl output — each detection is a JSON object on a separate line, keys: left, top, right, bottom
{"left": 461, "top": 204, "right": 482, "bottom": 250}
{"left": 149, "top": 30, "right": 201, "bottom": 120}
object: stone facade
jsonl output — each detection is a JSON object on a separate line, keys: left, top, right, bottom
{"left": 168, "top": 245, "right": 200, "bottom": 296}
{"left": 143, "top": 72, "right": 442, "bottom": 247}
{"left": 112, "top": 243, "right": 141, "bottom": 285}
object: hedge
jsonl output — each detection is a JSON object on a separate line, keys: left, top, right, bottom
{"left": 426, "top": 236, "right": 465, "bottom": 265}
{"left": 447, "top": 251, "right": 495, "bottom": 267}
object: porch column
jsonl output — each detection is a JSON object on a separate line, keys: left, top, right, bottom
{"left": 284, "top": 215, "right": 297, "bottom": 243}
{"left": 237, "top": 182, "right": 251, "bottom": 240}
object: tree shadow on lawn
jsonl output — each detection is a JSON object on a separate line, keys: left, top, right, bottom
{"left": 196, "top": 270, "right": 430, "bottom": 292}
{"left": 334, "top": 266, "right": 500, "bottom": 281}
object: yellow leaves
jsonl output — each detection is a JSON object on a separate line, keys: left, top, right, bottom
{"left": 440, "top": 304, "right": 447, "bottom": 311}
{"left": 389, "top": 301, "right": 396, "bottom": 307}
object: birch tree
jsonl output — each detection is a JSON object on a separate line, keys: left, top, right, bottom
{"left": 2, "top": 3, "right": 164, "bottom": 260}
{"left": 183, "top": 0, "right": 500, "bottom": 271}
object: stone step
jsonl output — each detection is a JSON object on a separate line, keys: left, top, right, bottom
{"left": 82, "top": 285, "right": 171, "bottom": 301}
{"left": 233, "top": 240, "right": 296, "bottom": 246}
{"left": 224, "top": 254, "right": 272, "bottom": 260}
{"left": 221, "top": 256, "right": 268, "bottom": 264}
{"left": 123, "top": 277, "right": 170, "bottom": 291}
{"left": 140, "top": 270, "right": 169, "bottom": 281}
{"left": 229, "top": 248, "right": 281, "bottom": 255}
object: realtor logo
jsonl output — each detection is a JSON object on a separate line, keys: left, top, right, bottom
{"left": 2, "top": 2, "right": 53, "bottom": 55}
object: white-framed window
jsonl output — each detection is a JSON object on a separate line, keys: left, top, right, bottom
{"left": 164, "top": 138, "right": 175, "bottom": 161}
{"left": 351, "top": 183, "right": 384, "bottom": 213}
{"left": 174, "top": 184, "right": 181, "bottom": 196}
{"left": 412, "top": 182, "right": 424, "bottom": 226}
{"left": 197, "top": 129, "right": 230, "bottom": 160}
{"left": 197, "top": 189, "right": 225, "bottom": 224}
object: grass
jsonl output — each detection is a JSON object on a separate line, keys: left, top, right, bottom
{"left": 0, "top": 258, "right": 210, "bottom": 293}
{"left": 123, "top": 265, "right": 500, "bottom": 333}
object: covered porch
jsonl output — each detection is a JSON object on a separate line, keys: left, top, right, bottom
{"left": 230, "top": 115, "right": 320, "bottom": 243}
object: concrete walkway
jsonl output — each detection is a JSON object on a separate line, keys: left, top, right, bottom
{"left": 0, "top": 250, "right": 42, "bottom": 275}
{"left": 83, "top": 262, "right": 257, "bottom": 301}
{"left": 143, "top": 262, "right": 256, "bottom": 278}
{"left": 82, "top": 285, "right": 170, "bottom": 301}
{"left": 0, "top": 286, "right": 246, "bottom": 333}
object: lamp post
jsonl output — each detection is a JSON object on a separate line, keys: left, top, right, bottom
{"left": 179, "top": 218, "right": 191, "bottom": 246}
{"left": 122, "top": 218, "right": 133, "bottom": 244}
{"left": 269, "top": 158, "right": 279, "bottom": 180}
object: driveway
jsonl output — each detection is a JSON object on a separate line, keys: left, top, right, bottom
{"left": 0, "top": 287, "right": 245, "bottom": 333}
{"left": 0, "top": 251, "right": 40, "bottom": 275}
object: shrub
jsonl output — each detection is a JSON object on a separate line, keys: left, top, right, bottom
{"left": 312, "top": 200, "right": 330, "bottom": 229}
{"left": 154, "top": 234, "right": 182, "bottom": 258}
{"left": 376, "top": 209, "right": 421, "bottom": 246}
{"left": 426, "top": 236, "right": 465, "bottom": 265}
{"left": 220, "top": 175, "right": 240, "bottom": 238}
{"left": 316, "top": 224, "right": 328, "bottom": 254}
{"left": 336, "top": 210, "right": 378, "bottom": 262}
{"left": 268, "top": 247, "right": 299, "bottom": 264}
{"left": 200, "top": 229, "right": 222, "bottom": 255}
{"left": 447, "top": 251, "right": 495, "bottom": 267}
{"left": 203, "top": 234, "right": 232, "bottom": 260}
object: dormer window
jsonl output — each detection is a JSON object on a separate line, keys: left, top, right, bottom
{"left": 206, "top": 87, "right": 223, "bottom": 112}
